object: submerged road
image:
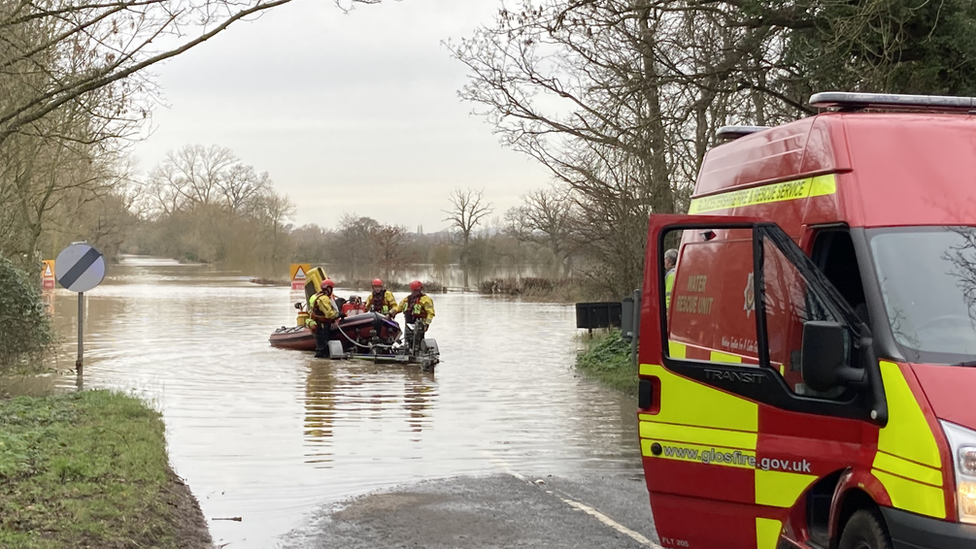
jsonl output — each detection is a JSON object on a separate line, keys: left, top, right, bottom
{"left": 35, "top": 258, "right": 650, "bottom": 547}
{"left": 284, "top": 473, "right": 660, "bottom": 548}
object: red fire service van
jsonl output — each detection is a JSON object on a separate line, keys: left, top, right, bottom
{"left": 636, "top": 92, "right": 976, "bottom": 549}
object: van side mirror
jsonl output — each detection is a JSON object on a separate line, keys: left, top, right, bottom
{"left": 801, "top": 321, "right": 864, "bottom": 392}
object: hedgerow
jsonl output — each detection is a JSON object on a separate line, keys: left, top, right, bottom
{"left": 0, "top": 256, "right": 53, "bottom": 372}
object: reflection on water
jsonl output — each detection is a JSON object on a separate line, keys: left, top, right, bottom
{"left": 403, "top": 371, "right": 436, "bottom": 440}
{"left": 9, "top": 257, "right": 640, "bottom": 548}
{"left": 302, "top": 363, "right": 437, "bottom": 466}
{"left": 303, "top": 362, "right": 337, "bottom": 454}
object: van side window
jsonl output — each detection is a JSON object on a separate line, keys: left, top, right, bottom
{"left": 812, "top": 230, "right": 868, "bottom": 323}
{"left": 666, "top": 229, "right": 760, "bottom": 366}
{"left": 760, "top": 231, "right": 863, "bottom": 397}
{"left": 663, "top": 225, "right": 858, "bottom": 401}
{"left": 761, "top": 238, "right": 839, "bottom": 392}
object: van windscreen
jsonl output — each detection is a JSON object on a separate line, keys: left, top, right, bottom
{"left": 869, "top": 227, "right": 976, "bottom": 364}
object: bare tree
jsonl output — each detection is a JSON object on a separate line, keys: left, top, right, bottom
{"left": 253, "top": 189, "right": 296, "bottom": 272}
{"left": 374, "top": 224, "right": 409, "bottom": 282}
{"left": 50, "top": 178, "right": 140, "bottom": 262}
{"left": 0, "top": 98, "right": 125, "bottom": 269}
{"left": 444, "top": 187, "right": 492, "bottom": 246}
{"left": 443, "top": 187, "right": 492, "bottom": 288}
{"left": 450, "top": 1, "right": 791, "bottom": 295}
{"left": 506, "top": 184, "right": 574, "bottom": 277}
{"left": 222, "top": 165, "right": 272, "bottom": 214}
{"left": 139, "top": 143, "right": 295, "bottom": 271}
{"left": 333, "top": 215, "right": 381, "bottom": 280}
{"left": 145, "top": 144, "right": 272, "bottom": 216}
{"left": 151, "top": 145, "right": 237, "bottom": 211}
{"left": 454, "top": 0, "right": 976, "bottom": 297}
{"left": 0, "top": 0, "right": 388, "bottom": 271}
{"left": 0, "top": 0, "right": 388, "bottom": 149}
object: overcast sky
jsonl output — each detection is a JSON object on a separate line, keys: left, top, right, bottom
{"left": 130, "top": 0, "right": 551, "bottom": 233}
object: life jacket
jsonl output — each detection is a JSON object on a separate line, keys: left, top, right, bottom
{"left": 403, "top": 293, "right": 428, "bottom": 322}
{"left": 309, "top": 292, "right": 336, "bottom": 322}
{"left": 369, "top": 290, "right": 390, "bottom": 314}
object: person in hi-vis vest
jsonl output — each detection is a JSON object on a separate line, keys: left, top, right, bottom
{"left": 307, "top": 279, "right": 339, "bottom": 358}
{"left": 664, "top": 248, "right": 678, "bottom": 309}
{"left": 365, "top": 278, "right": 398, "bottom": 318}
{"left": 398, "top": 280, "right": 435, "bottom": 348}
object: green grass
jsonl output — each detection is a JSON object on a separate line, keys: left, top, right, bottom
{"left": 0, "top": 391, "right": 192, "bottom": 549}
{"left": 575, "top": 329, "right": 637, "bottom": 394}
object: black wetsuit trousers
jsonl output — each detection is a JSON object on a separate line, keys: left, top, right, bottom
{"left": 314, "top": 324, "right": 335, "bottom": 357}
{"left": 404, "top": 319, "right": 426, "bottom": 350}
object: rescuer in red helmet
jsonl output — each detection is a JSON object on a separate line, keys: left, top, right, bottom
{"left": 398, "top": 280, "right": 435, "bottom": 349}
{"left": 307, "top": 278, "right": 339, "bottom": 358}
{"left": 364, "top": 278, "right": 397, "bottom": 318}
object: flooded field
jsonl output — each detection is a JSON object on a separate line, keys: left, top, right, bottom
{"left": 16, "top": 258, "right": 641, "bottom": 548}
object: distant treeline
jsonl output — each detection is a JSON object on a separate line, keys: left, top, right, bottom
{"left": 127, "top": 178, "right": 578, "bottom": 293}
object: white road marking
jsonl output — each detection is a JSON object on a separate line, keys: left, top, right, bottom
{"left": 481, "top": 451, "right": 662, "bottom": 548}
{"left": 554, "top": 494, "right": 660, "bottom": 548}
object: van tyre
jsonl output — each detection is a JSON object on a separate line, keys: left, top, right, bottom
{"left": 838, "top": 509, "right": 892, "bottom": 549}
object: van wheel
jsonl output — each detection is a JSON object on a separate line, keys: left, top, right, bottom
{"left": 838, "top": 509, "right": 892, "bottom": 549}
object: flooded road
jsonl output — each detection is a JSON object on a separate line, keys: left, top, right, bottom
{"left": 30, "top": 258, "right": 642, "bottom": 548}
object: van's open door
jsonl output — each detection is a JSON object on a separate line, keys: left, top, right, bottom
{"left": 638, "top": 215, "right": 885, "bottom": 549}
{"left": 637, "top": 214, "right": 764, "bottom": 371}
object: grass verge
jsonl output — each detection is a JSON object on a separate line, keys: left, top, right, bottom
{"left": 575, "top": 329, "right": 637, "bottom": 394}
{"left": 0, "top": 390, "right": 212, "bottom": 549}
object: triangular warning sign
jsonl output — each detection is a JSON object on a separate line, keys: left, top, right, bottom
{"left": 43, "top": 264, "right": 53, "bottom": 277}
{"left": 294, "top": 266, "right": 306, "bottom": 280}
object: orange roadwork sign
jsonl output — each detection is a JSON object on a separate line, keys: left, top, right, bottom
{"left": 41, "top": 260, "right": 55, "bottom": 290}
{"left": 290, "top": 263, "right": 311, "bottom": 291}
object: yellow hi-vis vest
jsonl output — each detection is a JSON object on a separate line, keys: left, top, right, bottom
{"left": 665, "top": 268, "right": 676, "bottom": 308}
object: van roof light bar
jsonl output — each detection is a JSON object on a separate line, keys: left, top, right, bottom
{"left": 810, "top": 91, "right": 976, "bottom": 113}
{"left": 716, "top": 126, "right": 771, "bottom": 140}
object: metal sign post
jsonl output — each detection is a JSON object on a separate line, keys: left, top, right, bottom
{"left": 77, "top": 292, "right": 84, "bottom": 372}
{"left": 55, "top": 243, "right": 106, "bottom": 376}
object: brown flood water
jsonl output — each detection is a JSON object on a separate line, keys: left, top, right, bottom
{"left": 11, "top": 257, "right": 641, "bottom": 548}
